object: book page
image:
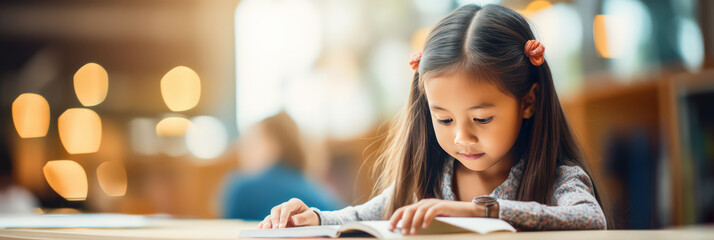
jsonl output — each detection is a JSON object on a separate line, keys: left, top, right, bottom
{"left": 238, "top": 218, "right": 515, "bottom": 238}
{"left": 339, "top": 221, "right": 402, "bottom": 239}
{"left": 434, "top": 217, "right": 516, "bottom": 234}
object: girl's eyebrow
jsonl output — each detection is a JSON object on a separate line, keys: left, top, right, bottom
{"left": 430, "top": 103, "right": 494, "bottom": 112}
{"left": 468, "top": 103, "right": 494, "bottom": 109}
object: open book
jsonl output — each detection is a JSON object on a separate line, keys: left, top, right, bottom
{"left": 239, "top": 217, "right": 516, "bottom": 239}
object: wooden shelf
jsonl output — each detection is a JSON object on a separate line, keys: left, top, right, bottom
{"left": 561, "top": 70, "right": 714, "bottom": 227}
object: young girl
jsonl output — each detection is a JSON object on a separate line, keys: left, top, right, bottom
{"left": 257, "top": 4, "right": 607, "bottom": 232}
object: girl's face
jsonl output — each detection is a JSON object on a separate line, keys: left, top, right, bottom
{"left": 424, "top": 71, "right": 534, "bottom": 171}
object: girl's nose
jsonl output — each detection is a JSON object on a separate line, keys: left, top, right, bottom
{"left": 453, "top": 123, "right": 478, "bottom": 146}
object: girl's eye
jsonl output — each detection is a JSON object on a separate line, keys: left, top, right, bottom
{"left": 474, "top": 116, "right": 493, "bottom": 124}
{"left": 437, "top": 119, "right": 453, "bottom": 125}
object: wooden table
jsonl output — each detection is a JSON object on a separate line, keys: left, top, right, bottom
{"left": 0, "top": 219, "right": 712, "bottom": 240}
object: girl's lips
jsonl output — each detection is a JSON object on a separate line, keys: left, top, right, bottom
{"left": 459, "top": 153, "right": 485, "bottom": 160}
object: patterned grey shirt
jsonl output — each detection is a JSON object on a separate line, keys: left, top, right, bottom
{"left": 312, "top": 157, "right": 606, "bottom": 230}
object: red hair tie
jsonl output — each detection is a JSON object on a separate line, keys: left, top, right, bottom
{"left": 409, "top": 52, "right": 422, "bottom": 71}
{"left": 524, "top": 40, "right": 545, "bottom": 66}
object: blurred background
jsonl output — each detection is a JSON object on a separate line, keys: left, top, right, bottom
{"left": 0, "top": 0, "right": 712, "bottom": 230}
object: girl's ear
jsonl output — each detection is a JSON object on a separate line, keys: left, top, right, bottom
{"left": 522, "top": 83, "right": 538, "bottom": 119}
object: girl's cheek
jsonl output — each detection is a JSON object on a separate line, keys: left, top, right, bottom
{"left": 484, "top": 125, "right": 506, "bottom": 155}
{"left": 435, "top": 133, "right": 452, "bottom": 152}
{"left": 493, "top": 120, "right": 519, "bottom": 155}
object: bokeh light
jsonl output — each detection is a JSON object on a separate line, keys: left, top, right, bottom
{"left": 414, "top": 0, "right": 452, "bottom": 25}
{"left": 531, "top": 4, "right": 582, "bottom": 53}
{"left": 284, "top": 72, "right": 329, "bottom": 137}
{"left": 185, "top": 116, "right": 228, "bottom": 161}
{"left": 600, "top": 0, "right": 654, "bottom": 78}
{"left": 160, "top": 66, "right": 201, "bottom": 112}
{"left": 530, "top": 3, "right": 583, "bottom": 94}
{"left": 73, "top": 62, "right": 109, "bottom": 107}
{"left": 12, "top": 93, "right": 50, "bottom": 138}
{"left": 677, "top": 18, "right": 704, "bottom": 72}
{"left": 156, "top": 116, "right": 191, "bottom": 137}
{"left": 368, "top": 39, "right": 412, "bottom": 115}
{"left": 597, "top": 0, "right": 653, "bottom": 59}
{"left": 58, "top": 108, "right": 102, "bottom": 154}
{"left": 593, "top": 14, "right": 615, "bottom": 58}
{"left": 235, "top": 0, "right": 321, "bottom": 133}
{"left": 457, "top": 0, "right": 500, "bottom": 6}
{"left": 325, "top": 76, "right": 375, "bottom": 139}
{"left": 96, "top": 161, "right": 128, "bottom": 197}
{"left": 285, "top": 63, "right": 376, "bottom": 140}
{"left": 410, "top": 27, "right": 431, "bottom": 51}
{"left": 522, "top": 0, "right": 552, "bottom": 16}
{"left": 43, "top": 160, "right": 88, "bottom": 201}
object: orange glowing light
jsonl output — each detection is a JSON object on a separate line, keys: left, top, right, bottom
{"left": 12, "top": 93, "right": 50, "bottom": 138}
{"left": 523, "top": 0, "right": 552, "bottom": 16}
{"left": 74, "top": 63, "right": 109, "bottom": 107}
{"left": 156, "top": 116, "right": 191, "bottom": 137}
{"left": 58, "top": 108, "right": 102, "bottom": 154}
{"left": 43, "top": 160, "right": 88, "bottom": 201}
{"left": 96, "top": 161, "right": 128, "bottom": 197}
{"left": 160, "top": 66, "right": 201, "bottom": 112}
{"left": 593, "top": 14, "right": 619, "bottom": 58}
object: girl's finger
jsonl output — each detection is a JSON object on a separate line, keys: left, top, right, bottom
{"left": 422, "top": 207, "right": 440, "bottom": 228}
{"left": 400, "top": 206, "right": 416, "bottom": 234}
{"left": 265, "top": 220, "right": 273, "bottom": 229}
{"left": 388, "top": 207, "right": 405, "bottom": 231}
{"left": 270, "top": 203, "right": 283, "bottom": 229}
{"left": 291, "top": 209, "right": 318, "bottom": 226}
{"left": 279, "top": 202, "right": 300, "bottom": 228}
{"left": 262, "top": 215, "right": 273, "bottom": 229}
{"left": 412, "top": 201, "right": 439, "bottom": 230}
{"left": 263, "top": 215, "right": 273, "bottom": 229}
{"left": 410, "top": 206, "right": 428, "bottom": 234}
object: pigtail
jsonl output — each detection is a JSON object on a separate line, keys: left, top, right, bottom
{"left": 519, "top": 61, "right": 558, "bottom": 205}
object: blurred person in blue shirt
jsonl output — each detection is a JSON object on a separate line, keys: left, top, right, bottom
{"left": 220, "top": 111, "right": 343, "bottom": 220}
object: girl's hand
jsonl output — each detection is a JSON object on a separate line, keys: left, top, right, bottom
{"left": 258, "top": 198, "right": 320, "bottom": 229}
{"left": 388, "top": 199, "right": 479, "bottom": 235}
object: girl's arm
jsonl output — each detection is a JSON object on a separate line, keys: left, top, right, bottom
{"left": 311, "top": 185, "right": 394, "bottom": 225}
{"left": 498, "top": 165, "right": 607, "bottom": 230}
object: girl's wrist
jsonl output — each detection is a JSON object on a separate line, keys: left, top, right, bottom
{"left": 312, "top": 210, "right": 321, "bottom": 225}
{"left": 470, "top": 202, "right": 484, "bottom": 217}
{"left": 472, "top": 196, "right": 499, "bottom": 218}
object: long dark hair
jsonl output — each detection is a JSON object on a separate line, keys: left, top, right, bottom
{"left": 373, "top": 4, "right": 608, "bottom": 226}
